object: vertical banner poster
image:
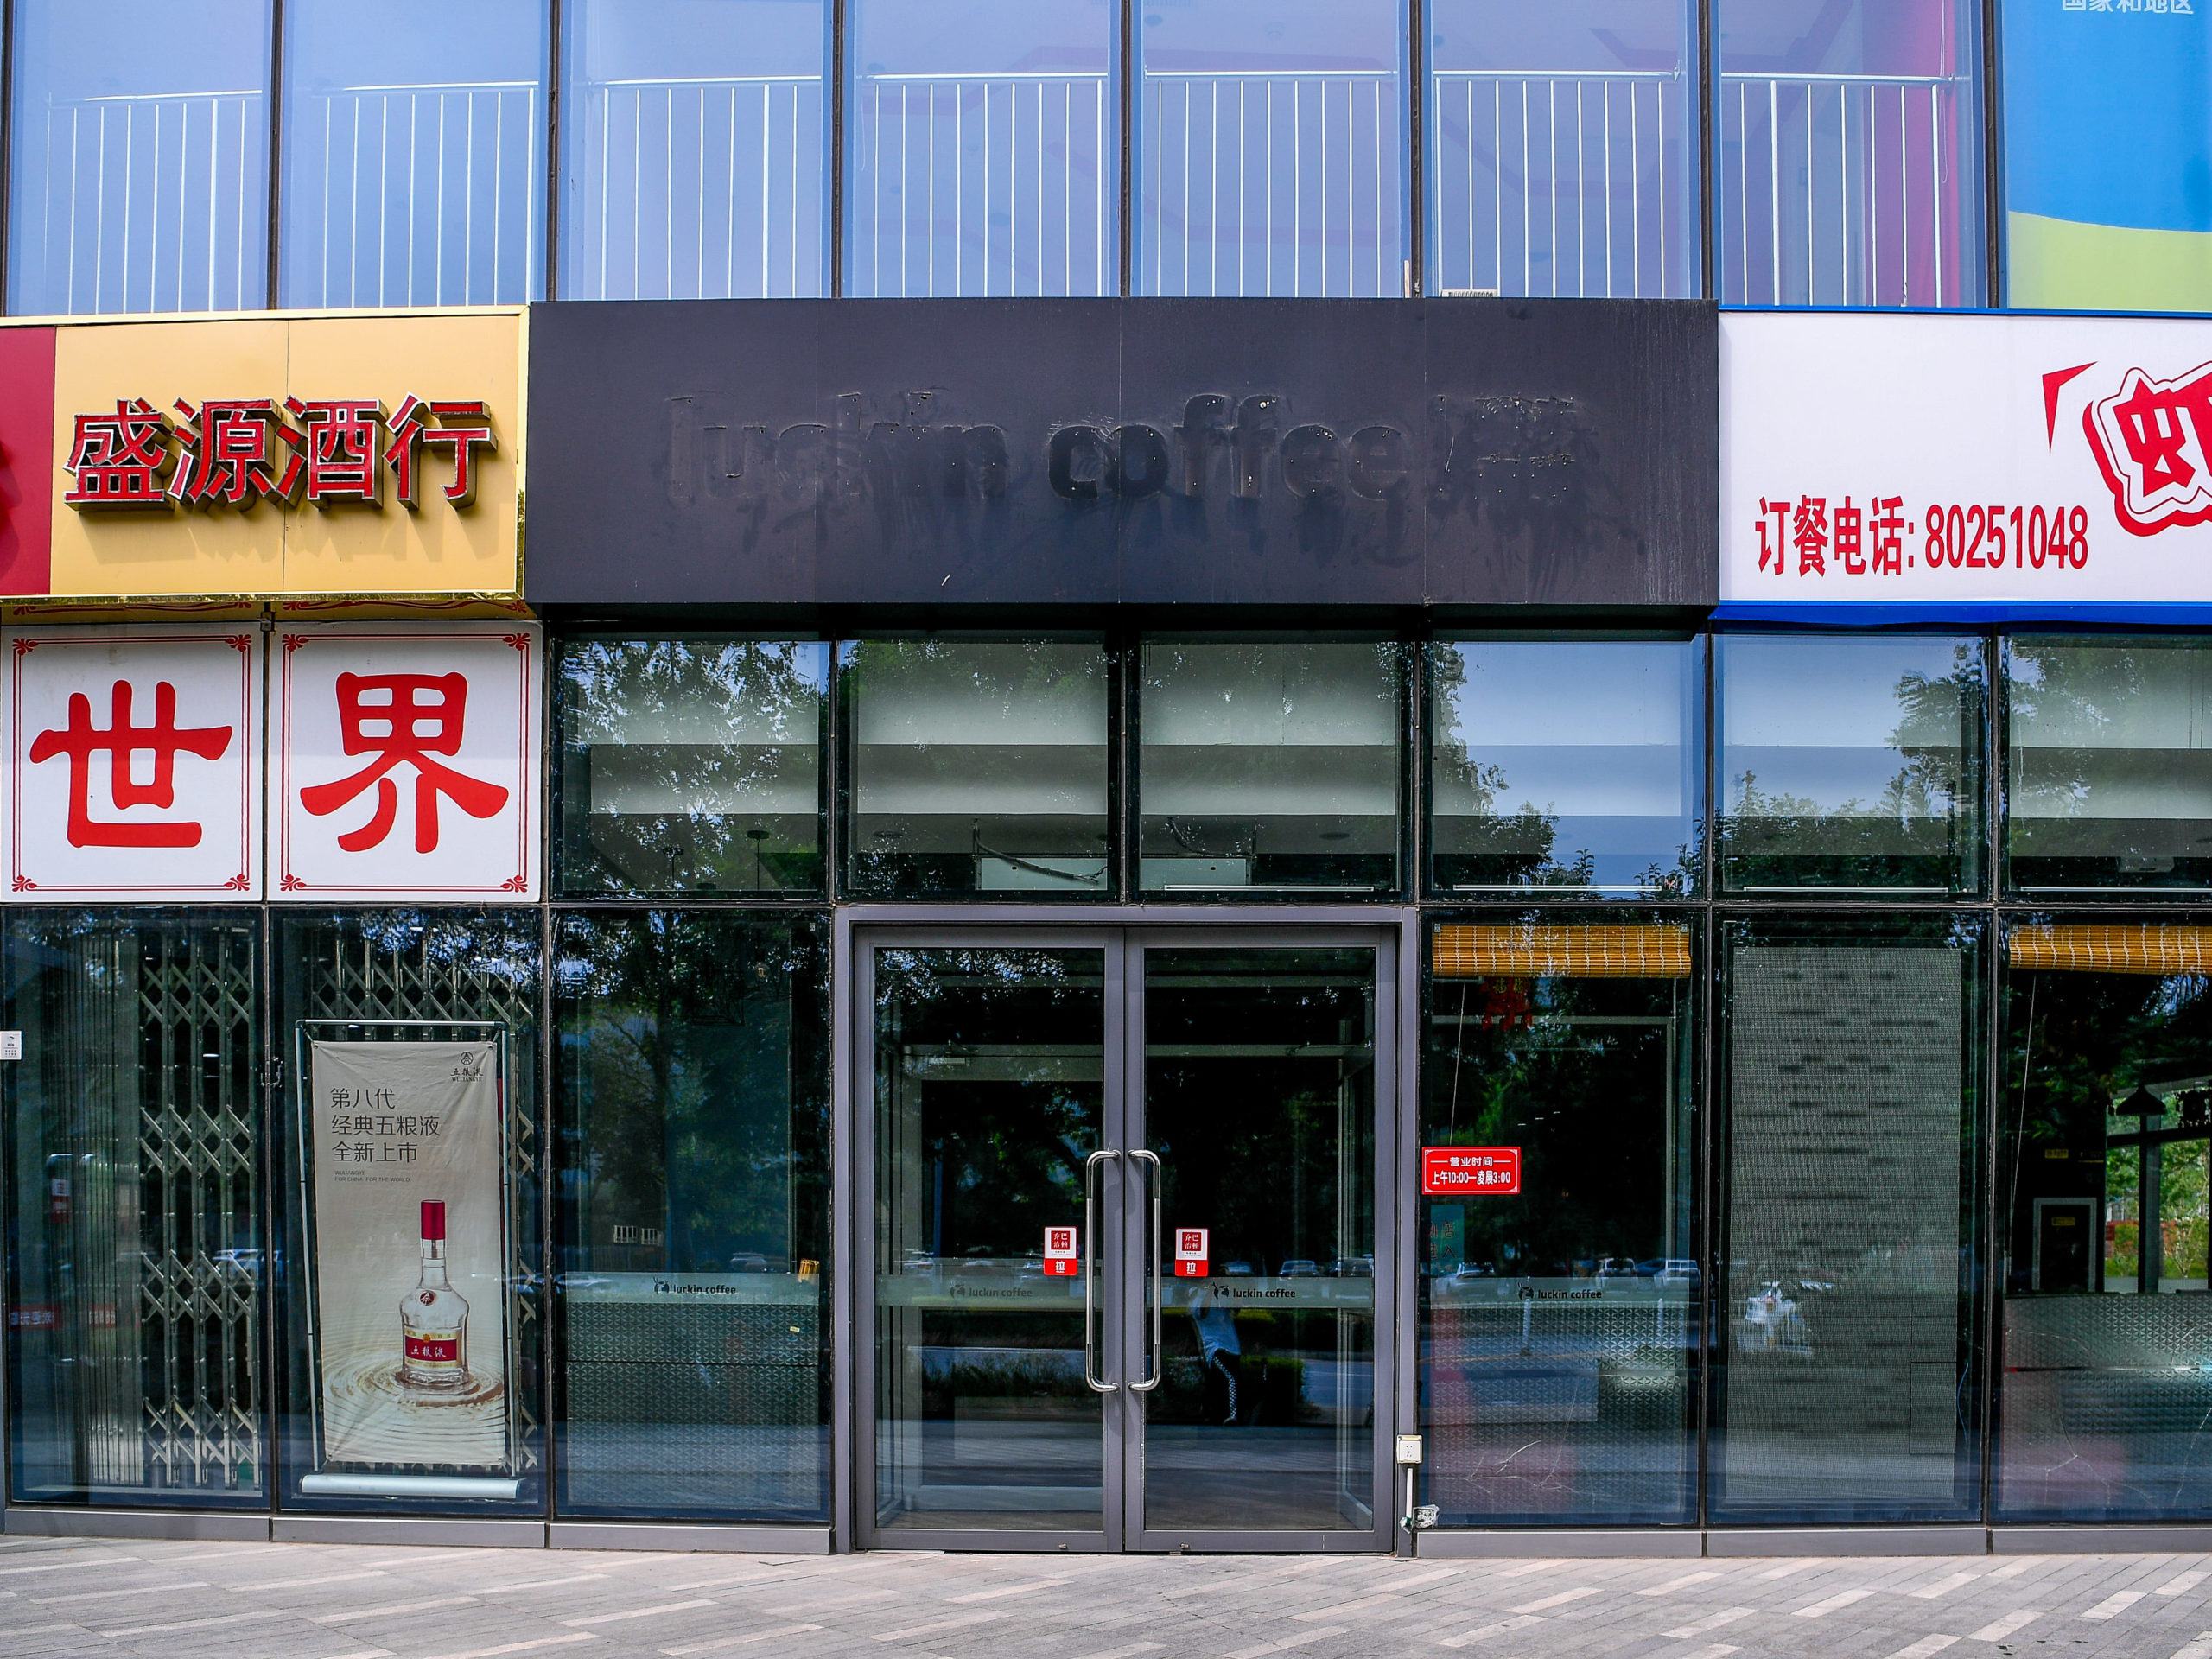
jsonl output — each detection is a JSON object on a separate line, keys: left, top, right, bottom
{"left": 4, "top": 625, "right": 262, "bottom": 899}
{"left": 308, "top": 1039, "right": 511, "bottom": 1471}
{"left": 275, "top": 622, "right": 540, "bottom": 900}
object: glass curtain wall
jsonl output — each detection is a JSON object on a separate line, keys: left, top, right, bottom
{"left": 274, "top": 909, "right": 543, "bottom": 1515}
{"left": 1716, "top": 0, "right": 1986, "bottom": 308}
{"left": 7, "top": 0, "right": 271, "bottom": 315}
{"left": 5, "top": 911, "right": 265, "bottom": 1508}
{"left": 847, "top": 0, "right": 1117, "bottom": 298}
{"left": 1713, "top": 913, "right": 1984, "bottom": 1523}
{"left": 1426, "top": 2, "right": 1699, "bottom": 301}
{"left": 1136, "top": 0, "right": 1408, "bottom": 296}
{"left": 557, "top": 638, "right": 828, "bottom": 896}
{"left": 1419, "top": 917, "right": 1698, "bottom": 1526}
{"left": 1716, "top": 632, "right": 1985, "bottom": 895}
{"left": 555, "top": 911, "right": 832, "bottom": 1522}
{"left": 1139, "top": 640, "right": 1404, "bottom": 895}
{"left": 1429, "top": 638, "right": 1701, "bottom": 898}
{"left": 2006, "top": 637, "right": 2212, "bottom": 897}
{"left": 842, "top": 639, "right": 1112, "bottom": 898}
{"left": 1998, "top": 919, "right": 2212, "bottom": 1521}
{"left": 561, "top": 0, "right": 828, "bottom": 300}
{"left": 279, "top": 0, "right": 548, "bottom": 308}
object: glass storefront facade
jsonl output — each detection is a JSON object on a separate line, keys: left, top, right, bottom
{"left": 7, "top": 623, "right": 2209, "bottom": 1542}
{"left": 24, "top": 0, "right": 2183, "bottom": 319}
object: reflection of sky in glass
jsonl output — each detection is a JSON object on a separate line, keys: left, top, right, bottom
{"left": 9, "top": 0, "right": 270, "bottom": 315}
{"left": 849, "top": 0, "right": 1116, "bottom": 296}
{"left": 1136, "top": 0, "right": 1406, "bottom": 296}
{"left": 564, "top": 0, "right": 827, "bottom": 298}
{"left": 281, "top": 0, "right": 547, "bottom": 307}
{"left": 1720, "top": 634, "right": 1973, "bottom": 815}
{"left": 1425, "top": 0, "right": 1696, "bottom": 299}
{"left": 1433, "top": 639, "right": 1698, "bottom": 887}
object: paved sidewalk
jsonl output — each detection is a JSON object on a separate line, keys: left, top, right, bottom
{"left": 3, "top": 1536, "right": 2210, "bottom": 1659}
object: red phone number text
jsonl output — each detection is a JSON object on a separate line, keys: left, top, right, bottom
{"left": 1754, "top": 497, "right": 2089, "bottom": 576}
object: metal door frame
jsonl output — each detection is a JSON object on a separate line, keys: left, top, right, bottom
{"left": 842, "top": 909, "right": 1405, "bottom": 1555}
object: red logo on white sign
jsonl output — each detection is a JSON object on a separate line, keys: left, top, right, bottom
{"left": 1174, "top": 1226, "right": 1208, "bottom": 1279}
{"left": 1045, "top": 1225, "right": 1079, "bottom": 1278}
{"left": 1421, "top": 1147, "right": 1522, "bottom": 1197}
{"left": 2084, "top": 360, "right": 2212, "bottom": 537}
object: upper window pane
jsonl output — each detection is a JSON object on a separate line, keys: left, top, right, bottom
{"left": 562, "top": 0, "right": 826, "bottom": 300}
{"left": 2006, "top": 638, "right": 2212, "bottom": 897}
{"left": 1139, "top": 640, "right": 1403, "bottom": 895}
{"left": 1136, "top": 0, "right": 1408, "bottom": 296}
{"left": 1430, "top": 639, "right": 1700, "bottom": 898}
{"left": 2002, "top": 2, "right": 2209, "bottom": 310}
{"left": 1716, "top": 0, "right": 1986, "bottom": 308}
{"left": 1716, "top": 632, "right": 1985, "bottom": 894}
{"left": 556, "top": 639, "right": 826, "bottom": 898}
{"left": 842, "top": 639, "right": 1110, "bottom": 898}
{"left": 847, "top": 0, "right": 1116, "bottom": 297}
{"left": 280, "top": 0, "right": 546, "bottom": 308}
{"left": 1426, "top": 1, "right": 1698, "bottom": 300}
{"left": 8, "top": 0, "right": 270, "bottom": 315}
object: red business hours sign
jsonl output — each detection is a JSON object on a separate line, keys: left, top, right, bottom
{"left": 1421, "top": 1147, "right": 1522, "bottom": 1196}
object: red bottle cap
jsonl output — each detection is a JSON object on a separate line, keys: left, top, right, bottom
{"left": 422, "top": 1200, "right": 447, "bottom": 1241}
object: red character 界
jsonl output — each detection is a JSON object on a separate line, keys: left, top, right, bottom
{"left": 299, "top": 672, "right": 510, "bottom": 854}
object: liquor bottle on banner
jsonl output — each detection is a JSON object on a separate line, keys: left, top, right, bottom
{"left": 398, "top": 1200, "right": 471, "bottom": 1392}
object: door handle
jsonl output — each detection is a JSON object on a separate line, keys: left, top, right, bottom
{"left": 1128, "top": 1149, "right": 1162, "bottom": 1392}
{"left": 1084, "top": 1148, "right": 1117, "bottom": 1393}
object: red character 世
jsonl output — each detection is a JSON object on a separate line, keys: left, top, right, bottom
{"left": 27, "top": 680, "right": 232, "bottom": 849}
{"left": 299, "top": 672, "right": 509, "bottom": 854}
{"left": 286, "top": 399, "right": 385, "bottom": 505}
{"left": 63, "top": 400, "right": 175, "bottom": 509}
{"left": 385, "top": 396, "right": 496, "bottom": 510}
{"left": 168, "top": 399, "right": 305, "bottom": 508}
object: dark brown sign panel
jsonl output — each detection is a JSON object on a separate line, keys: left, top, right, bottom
{"left": 525, "top": 297, "right": 1716, "bottom": 608}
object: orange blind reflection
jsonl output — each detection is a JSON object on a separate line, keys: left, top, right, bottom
{"left": 1432, "top": 925, "right": 1693, "bottom": 979}
{"left": 2008, "top": 925, "right": 2212, "bottom": 976}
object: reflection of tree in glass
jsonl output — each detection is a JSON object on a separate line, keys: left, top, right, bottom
{"left": 1721, "top": 645, "right": 1976, "bottom": 888}
{"left": 558, "top": 912, "right": 828, "bottom": 1273}
{"left": 1427, "top": 974, "right": 1681, "bottom": 1274}
{"left": 847, "top": 642, "right": 1109, "bottom": 894}
{"left": 561, "top": 640, "right": 823, "bottom": 893}
{"left": 2004, "top": 960, "right": 2212, "bottom": 1293}
{"left": 1432, "top": 648, "right": 1696, "bottom": 898}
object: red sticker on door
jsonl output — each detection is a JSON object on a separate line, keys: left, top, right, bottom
{"left": 1421, "top": 1147, "right": 1521, "bottom": 1196}
{"left": 1174, "top": 1226, "right": 1208, "bottom": 1278}
{"left": 1044, "top": 1224, "right": 1079, "bottom": 1276}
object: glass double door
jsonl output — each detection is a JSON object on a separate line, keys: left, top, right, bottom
{"left": 859, "top": 929, "right": 1395, "bottom": 1552}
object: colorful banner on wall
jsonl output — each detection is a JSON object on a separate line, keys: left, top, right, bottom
{"left": 1722, "top": 311, "right": 2212, "bottom": 617}
{"left": 307, "top": 1039, "right": 511, "bottom": 1472}
{"left": 0, "top": 312, "right": 524, "bottom": 601}
{"left": 2004, "top": 0, "right": 2212, "bottom": 312}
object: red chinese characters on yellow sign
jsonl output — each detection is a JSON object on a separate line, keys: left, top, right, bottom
{"left": 60, "top": 396, "right": 495, "bottom": 514}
